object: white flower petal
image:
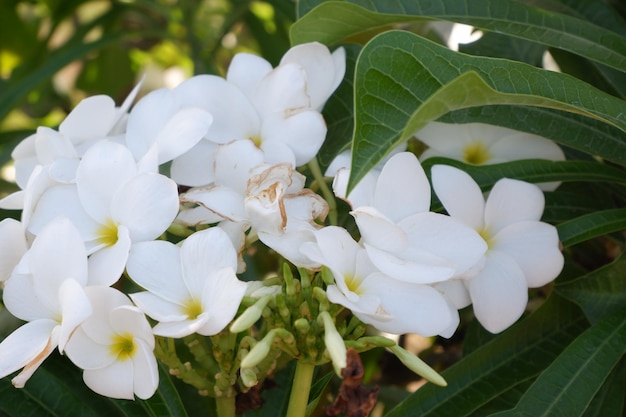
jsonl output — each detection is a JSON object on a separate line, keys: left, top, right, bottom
{"left": 400, "top": 212, "right": 487, "bottom": 277}
{"left": 83, "top": 360, "right": 135, "bottom": 400}
{"left": 65, "top": 327, "right": 117, "bottom": 370}
{"left": 0, "top": 320, "right": 57, "bottom": 380}
{"left": 494, "top": 221, "right": 564, "bottom": 288}
{"left": 152, "top": 318, "right": 209, "bottom": 338}
{"left": 80, "top": 287, "right": 130, "bottom": 345}
{"left": 154, "top": 107, "right": 213, "bottom": 164}
{"left": 374, "top": 152, "right": 430, "bottom": 222}
{"left": 77, "top": 141, "right": 137, "bottom": 223}
{"left": 59, "top": 95, "right": 117, "bottom": 140}
{"left": 28, "top": 217, "right": 88, "bottom": 292}
{"left": 181, "top": 185, "right": 247, "bottom": 222}
{"left": 490, "top": 132, "right": 565, "bottom": 162}
{"left": 253, "top": 63, "right": 310, "bottom": 115}
{"left": 130, "top": 292, "right": 187, "bottom": 322}
{"left": 0, "top": 219, "right": 27, "bottom": 281}
{"left": 214, "top": 140, "right": 265, "bottom": 192}
{"left": 58, "top": 279, "right": 92, "bottom": 352}
{"left": 126, "top": 88, "right": 178, "bottom": 160}
{"left": 27, "top": 185, "right": 99, "bottom": 242}
{"left": 110, "top": 306, "right": 154, "bottom": 348}
{"left": 332, "top": 167, "right": 378, "bottom": 209}
{"left": 362, "top": 275, "right": 454, "bottom": 336}
{"left": 261, "top": 110, "right": 326, "bottom": 166}
{"left": 352, "top": 206, "right": 407, "bottom": 253}
{"left": 303, "top": 226, "right": 359, "bottom": 278}
{"left": 468, "top": 251, "right": 528, "bottom": 333}
{"left": 87, "top": 226, "right": 131, "bottom": 286}
{"left": 175, "top": 75, "right": 260, "bottom": 144}
{"left": 175, "top": 205, "right": 224, "bottom": 226}
{"left": 170, "top": 140, "right": 217, "bottom": 186}
{"left": 127, "top": 240, "right": 188, "bottom": 303}
{"left": 3, "top": 263, "right": 55, "bottom": 321}
{"left": 363, "top": 242, "right": 455, "bottom": 284}
{"left": 226, "top": 53, "right": 273, "bottom": 99}
{"left": 197, "top": 267, "right": 247, "bottom": 336}
{"left": 485, "top": 178, "right": 545, "bottom": 235}
{"left": 433, "top": 279, "right": 471, "bottom": 309}
{"left": 181, "top": 228, "right": 238, "bottom": 295}
{"left": 111, "top": 173, "right": 178, "bottom": 242}
{"left": 132, "top": 339, "right": 159, "bottom": 400}
{"left": 257, "top": 223, "right": 321, "bottom": 269}
{"left": 431, "top": 164, "right": 485, "bottom": 230}
{"left": 280, "top": 42, "right": 345, "bottom": 110}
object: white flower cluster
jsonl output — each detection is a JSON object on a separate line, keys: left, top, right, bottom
{"left": 0, "top": 39, "right": 564, "bottom": 401}
{"left": 0, "top": 42, "right": 344, "bottom": 399}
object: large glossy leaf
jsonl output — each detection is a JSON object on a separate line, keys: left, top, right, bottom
{"left": 384, "top": 295, "right": 589, "bottom": 417}
{"left": 556, "top": 254, "right": 626, "bottom": 324}
{"left": 489, "top": 305, "right": 626, "bottom": 417}
{"left": 346, "top": 30, "right": 626, "bottom": 192}
{"left": 556, "top": 209, "right": 626, "bottom": 249}
{"left": 0, "top": 354, "right": 190, "bottom": 417}
{"left": 291, "top": 0, "right": 626, "bottom": 73}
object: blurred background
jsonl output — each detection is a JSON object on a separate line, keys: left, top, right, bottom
{"left": 0, "top": 0, "right": 296, "bottom": 206}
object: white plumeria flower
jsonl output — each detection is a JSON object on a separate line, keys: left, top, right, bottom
{"left": 301, "top": 226, "right": 457, "bottom": 337}
{"left": 0, "top": 218, "right": 92, "bottom": 387}
{"left": 125, "top": 85, "right": 213, "bottom": 170}
{"left": 27, "top": 140, "right": 179, "bottom": 286}
{"left": 64, "top": 286, "right": 158, "bottom": 400}
{"left": 416, "top": 122, "right": 565, "bottom": 190}
{"left": 343, "top": 152, "right": 487, "bottom": 284}
{"left": 431, "top": 164, "right": 564, "bottom": 333}
{"left": 7, "top": 84, "right": 142, "bottom": 197}
{"left": 246, "top": 163, "right": 328, "bottom": 268}
{"left": 126, "top": 227, "right": 247, "bottom": 338}
{"left": 278, "top": 41, "right": 346, "bottom": 111}
{"left": 0, "top": 218, "right": 28, "bottom": 282}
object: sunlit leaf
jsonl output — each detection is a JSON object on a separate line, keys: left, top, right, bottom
{"left": 347, "top": 30, "right": 626, "bottom": 192}
{"left": 291, "top": 0, "right": 626, "bottom": 73}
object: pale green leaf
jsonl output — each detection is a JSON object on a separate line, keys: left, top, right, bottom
{"left": 291, "top": 1, "right": 626, "bottom": 73}
{"left": 556, "top": 209, "right": 626, "bottom": 249}
{"left": 347, "top": 30, "right": 626, "bottom": 192}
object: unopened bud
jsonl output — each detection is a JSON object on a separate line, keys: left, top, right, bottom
{"left": 320, "top": 311, "right": 347, "bottom": 376}
{"left": 240, "top": 367, "right": 258, "bottom": 388}
{"left": 230, "top": 295, "right": 272, "bottom": 333}
{"left": 241, "top": 330, "right": 277, "bottom": 369}
{"left": 389, "top": 345, "right": 447, "bottom": 387}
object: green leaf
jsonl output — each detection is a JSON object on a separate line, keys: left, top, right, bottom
{"left": 305, "top": 370, "right": 334, "bottom": 416}
{"left": 290, "top": 0, "right": 626, "bottom": 72}
{"left": 582, "top": 357, "right": 626, "bottom": 417}
{"left": 421, "top": 158, "right": 626, "bottom": 191}
{"left": 556, "top": 208, "right": 626, "bottom": 248}
{"left": 347, "top": 30, "right": 626, "bottom": 192}
{"left": 556, "top": 253, "right": 626, "bottom": 324}
{"left": 384, "top": 295, "right": 589, "bottom": 417}
{"left": 489, "top": 305, "right": 626, "bottom": 417}
{"left": 459, "top": 31, "right": 546, "bottom": 67}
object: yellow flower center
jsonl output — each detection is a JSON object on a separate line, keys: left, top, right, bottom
{"left": 250, "top": 135, "right": 262, "bottom": 147}
{"left": 110, "top": 333, "right": 135, "bottom": 361}
{"left": 345, "top": 274, "right": 362, "bottom": 295}
{"left": 478, "top": 227, "right": 494, "bottom": 248}
{"left": 462, "top": 141, "right": 492, "bottom": 165}
{"left": 96, "top": 219, "right": 119, "bottom": 247}
{"left": 182, "top": 298, "right": 203, "bottom": 320}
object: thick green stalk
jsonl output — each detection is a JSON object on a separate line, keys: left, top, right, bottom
{"left": 286, "top": 361, "right": 316, "bottom": 417}
{"left": 215, "top": 395, "right": 236, "bottom": 417}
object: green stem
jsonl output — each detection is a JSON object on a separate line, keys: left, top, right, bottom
{"left": 308, "top": 158, "right": 338, "bottom": 225}
{"left": 215, "top": 395, "right": 236, "bottom": 417}
{"left": 286, "top": 361, "right": 316, "bottom": 417}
